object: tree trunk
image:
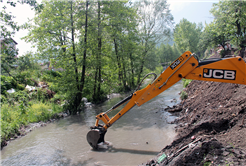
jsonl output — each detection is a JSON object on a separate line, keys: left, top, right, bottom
{"left": 120, "top": 47, "right": 128, "bottom": 91}
{"left": 70, "top": 0, "right": 80, "bottom": 113}
{"left": 137, "top": 50, "right": 147, "bottom": 84}
{"left": 92, "top": 0, "right": 102, "bottom": 102}
{"left": 113, "top": 38, "right": 123, "bottom": 82}
{"left": 129, "top": 53, "right": 135, "bottom": 89}
{"left": 97, "top": 1, "right": 102, "bottom": 99}
{"left": 78, "top": 0, "right": 89, "bottom": 111}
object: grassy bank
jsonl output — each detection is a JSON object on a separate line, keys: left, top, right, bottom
{"left": 1, "top": 100, "right": 64, "bottom": 148}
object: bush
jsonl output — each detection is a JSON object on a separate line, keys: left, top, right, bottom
{"left": 1, "top": 101, "right": 63, "bottom": 144}
{"left": 180, "top": 90, "right": 188, "bottom": 100}
{"left": 6, "top": 90, "right": 30, "bottom": 104}
{"left": 48, "top": 82, "right": 60, "bottom": 93}
{"left": 16, "top": 83, "right": 25, "bottom": 91}
{"left": 182, "top": 79, "right": 192, "bottom": 88}
{"left": 0, "top": 94, "right": 7, "bottom": 103}
{"left": 50, "top": 93, "right": 64, "bottom": 103}
{"left": 1, "top": 75, "right": 17, "bottom": 95}
{"left": 44, "top": 70, "right": 62, "bottom": 77}
{"left": 15, "top": 71, "right": 36, "bottom": 86}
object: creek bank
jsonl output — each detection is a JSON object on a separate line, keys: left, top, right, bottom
{"left": 143, "top": 53, "right": 246, "bottom": 165}
{"left": 1, "top": 93, "right": 122, "bottom": 150}
{"left": 1, "top": 112, "right": 68, "bottom": 149}
{"left": 143, "top": 79, "right": 246, "bottom": 165}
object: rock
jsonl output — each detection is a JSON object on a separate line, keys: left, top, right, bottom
{"left": 107, "top": 93, "right": 121, "bottom": 99}
{"left": 223, "top": 151, "right": 230, "bottom": 156}
{"left": 81, "top": 97, "right": 88, "bottom": 103}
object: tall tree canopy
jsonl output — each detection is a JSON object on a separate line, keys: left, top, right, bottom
{"left": 174, "top": 18, "right": 203, "bottom": 57}
{"left": 0, "top": 0, "right": 40, "bottom": 76}
{"left": 134, "top": 0, "right": 174, "bottom": 83}
{"left": 24, "top": 0, "right": 152, "bottom": 112}
{"left": 210, "top": 0, "right": 246, "bottom": 57}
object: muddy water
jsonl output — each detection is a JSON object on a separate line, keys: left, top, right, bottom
{"left": 1, "top": 82, "right": 183, "bottom": 166}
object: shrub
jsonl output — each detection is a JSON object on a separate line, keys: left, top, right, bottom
{"left": 1, "top": 101, "right": 63, "bottom": 144}
{"left": 180, "top": 90, "right": 188, "bottom": 100}
{"left": 182, "top": 79, "right": 192, "bottom": 88}
{"left": 0, "top": 94, "right": 7, "bottom": 103}
{"left": 15, "top": 71, "right": 36, "bottom": 86}
{"left": 1, "top": 75, "right": 17, "bottom": 95}
{"left": 48, "top": 82, "right": 60, "bottom": 93}
{"left": 30, "top": 89, "right": 49, "bottom": 102}
{"left": 16, "top": 83, "right": 25, "bottom": 91}
{"left": 6, "top": 90, "right": 30, "bottom": 104}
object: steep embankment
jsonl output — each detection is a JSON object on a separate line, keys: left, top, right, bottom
{"left": 144, "top": 58, "right": 246, "bottom": 165}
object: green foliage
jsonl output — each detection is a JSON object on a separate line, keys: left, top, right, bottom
{"left": 15, "top": 70, "right": 36, "bottom": 86}
{"left": 1, "top": 75, "right": 17, "bottom": 95}
{"left": 156, "top": 43, "right": 182, "bottom": 64}
{"left": 17, "top": 52, "right": 41, "bottom": 71}
{"left": 0, "top": 0, "right": 67, "bottom": 147}
{"left": 180, "top": 90, "right": 188, "bottom": 100}
{"left": 203, "top": 161, "right": 211, "bottom": 166}
{"left": 198, "top": 21, "right": 228, "bottom": 58}
{"left": 182, "top": 79, "right": 192, "bottom": 88}
{"left": 23, "top": 0, "right": 173, "bottom": 110}
{"left": 210, "top": 1, "right": 246, "bottom": 53}
{"left": 1, "top": 101, "right": 63, "bottom": 143}
{"left": 0, "top": 94, "right": 7, "bottom": 103}
{"left": 174, "top": 18, "right": 203, "bottom": 57}
{"left": 28, "top": 89, "right": 49, "bottom": 102}
{"left": 50, "top": 93, "right": 64, "bottom": 103}
{"left": 0, "top": 1, "right": 19, "bottom": 76}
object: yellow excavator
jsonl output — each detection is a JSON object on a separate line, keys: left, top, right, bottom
{"left": 87, "top": 51, "right": 246, "bottom": 149}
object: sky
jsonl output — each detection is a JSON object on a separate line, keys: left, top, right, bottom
{"left": 4, "top": 0, "right": 219, "bottom": 57}
{"left": 168, "top": 0, "right": 219, "bottom": 25}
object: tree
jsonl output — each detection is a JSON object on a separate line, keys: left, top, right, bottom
{"left": 24, "top": 0, "right": 141, "bottom": 108}
{"left": 198, "top": 21, "right": 228, "bottom": 57}
{"left": 104, "top": 0, "right": 139, "bottom": 91}
{"left": 0, "top": 0, "right": 40, "bottom": 76}
{"left": 17, "top": 51, "right": 40, "bottom": 71}
{"left": 156, "top": 43, "right": 181, "bottom": 64}
{"left": 210, "top": 0, "right": 246, "bottom": 57}
{"left": 24, "top": 0, "right": 89, "bottom": 113}
{"left": 134, "top": 0, "right": 174, "bottom": 84}
{"left": 174, "top": 18, "right": 203, "bottom": 57}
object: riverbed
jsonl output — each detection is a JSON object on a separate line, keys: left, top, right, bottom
{"left": 1, "top": 81, "right": 183, "bottom": 166}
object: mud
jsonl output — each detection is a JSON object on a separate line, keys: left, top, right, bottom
{"left": 143, "top": 55, "right": 246, "bottom": 165}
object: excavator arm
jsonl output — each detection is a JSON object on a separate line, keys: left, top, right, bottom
{"left": 87, "top": 51, "right": 246, "bottom": 149}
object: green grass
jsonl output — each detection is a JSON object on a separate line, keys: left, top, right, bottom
{"left": 182, "top": 79, "right": 192, "bottom": 88}
{"left": 180, "top": 90, "right": 188, "bottom": 100}
{"left": 1, "top": 101, "right": 63, "bottom": 144}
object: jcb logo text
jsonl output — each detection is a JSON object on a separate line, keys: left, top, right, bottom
{"left": 170, "top": 56, "right": 184, "bottom": 70}
{"left": 203, "top": 68, "right": 236, "bottom": 80}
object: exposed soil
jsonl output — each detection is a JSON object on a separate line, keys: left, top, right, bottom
{"left": 143, "top": 54, "right": 246, "bottom": 165}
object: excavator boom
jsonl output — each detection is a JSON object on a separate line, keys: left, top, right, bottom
{"left": 87, "top": 51, "right": 246, "bottom": 149}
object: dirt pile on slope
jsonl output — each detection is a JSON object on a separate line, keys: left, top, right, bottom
{"left": 143, "top": 60, "right": 246, "bottom": 165}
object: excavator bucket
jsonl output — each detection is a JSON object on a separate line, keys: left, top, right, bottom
{"left": 86, "top": 127, "right": 107, "bottom": 150}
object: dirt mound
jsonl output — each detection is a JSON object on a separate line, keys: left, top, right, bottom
{"left": 143, "top": 57, "right": 246, "bottom": 165}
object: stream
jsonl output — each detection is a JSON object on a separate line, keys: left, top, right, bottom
{"left": 1, "top": 81, "right": 183, "bottom": 166}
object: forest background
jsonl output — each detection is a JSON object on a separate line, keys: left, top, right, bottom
{"left": 1, "top": 0, "right": 246, "bottom": 148}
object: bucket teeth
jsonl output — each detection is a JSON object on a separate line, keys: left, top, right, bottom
{"left": 87, "top": 126, "right": 107, "bottom": 150}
